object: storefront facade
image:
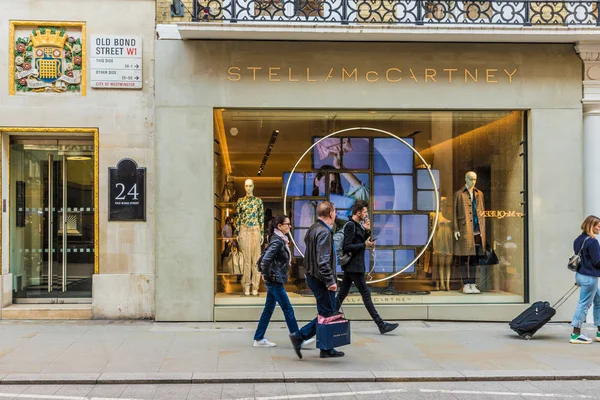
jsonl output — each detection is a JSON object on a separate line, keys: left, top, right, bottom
{"left": 155, "top": 40, "right": 584, "bottom": 322}
{"left": 0, "top": 0, "right": 156, "bottom": 319}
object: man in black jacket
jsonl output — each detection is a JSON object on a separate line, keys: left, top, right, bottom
{"left": 289, "top": 201, "right": 345, "bottom": 359}
{"left": 337, "top": 200, "right": 399, "bottom": 334}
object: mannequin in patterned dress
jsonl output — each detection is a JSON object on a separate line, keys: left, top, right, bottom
{"left": 236, "top": 179, "right": 264, "bottom": 296}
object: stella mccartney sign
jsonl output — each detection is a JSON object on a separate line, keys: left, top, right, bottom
{"left": 227, "top": 67, "right": 518, "bottom": 84}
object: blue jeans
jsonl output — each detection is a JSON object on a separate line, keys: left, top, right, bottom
{"left": 571, "top": 272, "right": 600, "bottom": 329}
{"left": 254, "top": 282, "right": 299, "bottom": 341}
{"left": 294, "top": 274, "right": 337, "bottom": 349}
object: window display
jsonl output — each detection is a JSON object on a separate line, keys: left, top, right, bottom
{"left": 214, "top": 109, "right": 526, "bottom": 306}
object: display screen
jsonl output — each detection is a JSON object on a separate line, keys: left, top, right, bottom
{"left": 401, "top": 214, "right": 429, "bottom": 246}
{"left": 417, "top": 191, "right": 436, "bottom": 211}
{"left": 293, "top": 200, "right": 318, "bottom": 228}
{"left": 342, "top": 137, "right": 370, "bottom": 170}
{"left": 283, "top": 172, "right": 305, "bottom": 197}
{"left": 417, "top": 169, "right": 440, "bottom": 190}
{"left": 372, "top": 249, "right": 393, "bottom": 273}
{"left": 373, "top": 138, "right": 414, "bottom": 174}
{"left": 305, "top": 172, "right": 316, "bottom": 196}
{"left": 313, "top": 138, "right": 341, "bottom": 169}
{"left": 396, "top": 249, "right": 416, "bottom": 274}
{"left": 373, "top": 214, "right": 401, "bottom": 246}
{"left": 293, "top": 228, "right": 308, "bottom": 257}
{"left": 374, "top": 175, "right": 413, "bottom": 211}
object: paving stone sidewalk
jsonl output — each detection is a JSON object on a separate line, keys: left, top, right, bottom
{"left": 0, "top": 319, "right": 597, "bottom": 384}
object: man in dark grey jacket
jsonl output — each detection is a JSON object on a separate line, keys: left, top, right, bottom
{"left": 337, "top": 200, "right": 399, "bottom": 334}
{"left": 289, "top": 201, "right": 345, "bottom": 359}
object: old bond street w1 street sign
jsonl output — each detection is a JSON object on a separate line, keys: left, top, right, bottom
{"left": 91, "top": 35, "right": 142, "bottom": 89}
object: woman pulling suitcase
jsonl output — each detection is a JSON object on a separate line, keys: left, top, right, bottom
{"left": 570, "top": 215, "right": 600, "bottom": 344}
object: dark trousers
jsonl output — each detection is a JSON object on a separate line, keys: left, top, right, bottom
{"left": 294, "top": 274, "right": 337, "bottom": 350}
{"left": 458, "top": 255, "right": 477, "bottom": 285}
{"left": 458, "top": 234, "right": 482, "bottom": 285}
{"left": 254, "top": 282, "right": 299, "bottom": 341}
{"left": 337, "top": 272, "right": 383, "bottom": 327}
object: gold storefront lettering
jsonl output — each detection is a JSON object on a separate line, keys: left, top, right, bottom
{"left": 342, "top": 67, "right": 358, "bottom": 82}
{"left": 307, "top": 68, "right": 316, "bottom": 82}
{"left": 444, "top": 68, "right": 457, "bottom": 83}
{"left": 385, "top": 68, "right": 401, "bottom": 83}
{"left": 227, "top": 66, "right": 241, "bottom": 81}
{"left": 269, "top": 67, "right": 280, "bottom": 82}
{"left": 227, "top": 67, "right": 518, "bottom": 83}
{"left": 247, "top": 66, "right": 261, "bottom": 81}
{"left": 325, "top": 67, "right": 335, "bottom": 82}
{"left": 425, "top": 68, "right": 437, "bottom": 83}
{"left": 465, "top": 69, "right": 478, "bottom": 83}
{"left": 504, "top": 68, "right": 517, "bottom": 83}
{"left": 366, "top": 70, "right": 379, "bottom": 82}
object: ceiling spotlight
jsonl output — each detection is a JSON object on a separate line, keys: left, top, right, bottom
{"left": 230, "top": 127, "right": 239, "bottom": 136}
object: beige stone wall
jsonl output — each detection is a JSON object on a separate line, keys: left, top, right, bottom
{"left": 157, "top": 0, "right": 195, "bottom": 23}
{"left": 0, "top": 0, "right": 156, "bottom": 318}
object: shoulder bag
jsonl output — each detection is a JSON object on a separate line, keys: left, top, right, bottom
{"left": 568, "top": 237, "right": 590, "bottom": 272}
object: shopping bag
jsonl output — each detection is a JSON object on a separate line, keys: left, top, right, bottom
{"left": 316, "top": 313, "right": 351, "bottom": 350}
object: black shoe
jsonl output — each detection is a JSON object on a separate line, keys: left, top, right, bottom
{"left": 289, "top": 333, "right": 303, "bottom": 359}
{"left": 320, "top": 349, "right": 345, "bottom": 358}
{"left": 379, "top": 322, "right": 399, "bottom": 334}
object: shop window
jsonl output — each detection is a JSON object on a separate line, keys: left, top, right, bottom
{"left": 214, "top": 109, "right": 527, "bottom": 306}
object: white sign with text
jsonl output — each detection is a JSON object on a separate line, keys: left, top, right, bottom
{"left": 91, "top": 35, "right": 142, "bottom": 89}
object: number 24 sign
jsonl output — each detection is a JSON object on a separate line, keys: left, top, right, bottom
{"left": 109, "top": 158, "right": 146, "bottom": 221}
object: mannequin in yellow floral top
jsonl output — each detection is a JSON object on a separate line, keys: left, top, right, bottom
{"left": 236, "top": 179, "right": 265, "bottom": 296}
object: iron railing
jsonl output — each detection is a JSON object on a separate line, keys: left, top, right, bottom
{"left": 192, "top": 0, "right": 600, "bottom": 25}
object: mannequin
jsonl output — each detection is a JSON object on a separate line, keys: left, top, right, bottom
{"left": 453, "top": 171, "right": 486, "bottom": 294}
{"left": 431, "top": 196, "right": 452, "bottom": 291}
{"left": 236, "top": 179, "right": 264, "bottom": 296}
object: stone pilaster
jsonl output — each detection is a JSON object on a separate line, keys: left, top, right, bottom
{"left": 576, "top": 42, "right": 600, "bottom": 218}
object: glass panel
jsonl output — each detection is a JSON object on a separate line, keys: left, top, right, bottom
{"left": 59, "top": 151, "right": 94, "bottom": 298}
{"left": 10, "top": 144, "right": 61, "bottom": 299}
{"left": 10, "top": 142, "right": 94, "bottom": 301}
{"left": 214, "top": 109, "right": 526, "bottom": 305}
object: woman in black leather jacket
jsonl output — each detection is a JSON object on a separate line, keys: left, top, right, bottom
{"left": 253, "top": 215, "right": 303, "bottom": 347}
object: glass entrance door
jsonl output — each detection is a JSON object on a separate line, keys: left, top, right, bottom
{"left": 10, "top": 140, "right": 95, "bottom": 303}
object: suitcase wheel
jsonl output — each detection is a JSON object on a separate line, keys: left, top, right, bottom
{"left": 520, "top": 333, "right": 533, "bottom": 340}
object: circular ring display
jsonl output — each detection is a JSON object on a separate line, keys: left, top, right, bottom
{"left": 283, "top": 127, "right": 439, "bottom": 284}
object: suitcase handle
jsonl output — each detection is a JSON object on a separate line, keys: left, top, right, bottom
{"left": 552, "top": 283, "right": 579, "bottom": 310}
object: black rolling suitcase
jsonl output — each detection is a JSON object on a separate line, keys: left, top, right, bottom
{"left": 509, "top": 284, "right": 579, "bottom": 340}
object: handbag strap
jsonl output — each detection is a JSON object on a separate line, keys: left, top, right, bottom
{"left": 578, "top": 236, "right": 591, "bottom": 257}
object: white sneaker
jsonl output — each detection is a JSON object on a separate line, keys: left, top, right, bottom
{"left": 253, "top": 338, "right": 276, "bottom": 347}
{"left": 252, "top": 290, "right": 259, "bottom": 296}
{"left": 570, "top": 333, "right": 593, "bottom": 344}
{"left": 301, "top": 338, "right": 316, "bottom": 349}
{"left": 462, "top": 284, "right": 473, "bottom": 294}
{"left": 470, "top": 284, "right": 481, "bottom": 294}
{"left": 243, "top": 289, "right": 250, "bottom": 296}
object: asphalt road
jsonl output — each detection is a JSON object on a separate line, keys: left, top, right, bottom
{"left": 0, "top": 380, "right": 598, "bottom": 400}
